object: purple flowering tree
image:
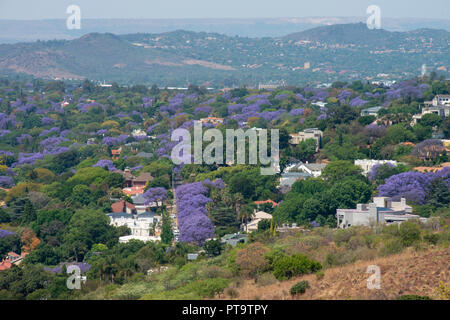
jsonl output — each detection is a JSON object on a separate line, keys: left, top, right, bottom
{"left": 143, "top": 187, "right": 168, "bottom": 205}
{"left": 176, "top": 182, "right": 214, "bottom": 245}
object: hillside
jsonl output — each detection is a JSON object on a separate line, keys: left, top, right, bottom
{"left": 0, "top": 23, "right": 448, "bottom": 86}
{"left": 227, "top": 247, "right": 450, "bottom": 300}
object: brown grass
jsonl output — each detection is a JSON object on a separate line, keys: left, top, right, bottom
{"left": 221, "top": 246, "right": 450, "bottom": 300}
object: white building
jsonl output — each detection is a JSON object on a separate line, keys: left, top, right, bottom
{"left": 244, "top": 211, "right": 273, "bottom": 232}
{"left": 119, "top": 235, "right": 161, "bottom": 243}
{"left": 354, "top": 159, "right": 397, "bottom": 176}
{"left": 289, "top": 128, "right": 323, "bottom": 151}
{"left": 336, "top": 197, "right": 426, "bottom": 229}
{"left": 107, "top": 211, "right": 161, "bottom": 239}
{"left": 132, "top": 128, "right": 147, "bottom": 138}
{"left": 412, "top": 95, "right": 450, "bottom": 125}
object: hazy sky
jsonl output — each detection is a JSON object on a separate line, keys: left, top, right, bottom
{"left": 0, "top": 0, "right": 449, "bottom": 20}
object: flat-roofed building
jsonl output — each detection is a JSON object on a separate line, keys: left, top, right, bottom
{"left": 336, "top": 197, "right": 425, "bottom": 229}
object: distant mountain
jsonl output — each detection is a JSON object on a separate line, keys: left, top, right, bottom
{"left": 0, "top": 23, "right": 448, "bottom": 87}
{"left": 1, "top": 17, "right": 450, "bottom": 43}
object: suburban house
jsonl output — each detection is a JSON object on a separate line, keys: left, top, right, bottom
{"left": 0, "top": 252, "right": 28, "bottom": 271}
{"left": 244, "top": 210, "right": 273, "bottom": 232}
{"left": 122, "top": 186, "right": 146, "bottom": 196}
{"left": 336, "top": 197, "right": 425, "bottom": 229}
{"left": 107, "top": 210, "right": 162, "bottom": 243}
{"left": 115, "top": 167, "right": 153, "bottom": 188}
{"left": 295, "top": 162, "right": 327, "bottom": 177}
{"left": 279, "top": 160, "right": 327, "bottom": 191}
{"left": 361, "top": 106, "right": 383, "bottom": 117}
{"left": 199, "top": 117, "right": 224, "bottom": 125}
{"left": 412, "top": 94, "right": 450, "bottom": 124}
{"left": 111, "top": 200, "right": 136, "bottom": 214}
{"left": 289, "top": 128, "right": 323, "bottom": 151}
{"left": 254, "top": 199, "right": 278, "bottom": 209}
{"left": 111, "top": 147, "right": 121, "bottom": 160}
{"left": 354, "top": 159, "right": 398, "bottom": 176}
{"left": 279, "top": 172, "right": 311, "bottom": 190}
{"left": 132, "top": 128, "right": 147, "bottom": 138}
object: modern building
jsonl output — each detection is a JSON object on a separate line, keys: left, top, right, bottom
{"left": 336, "top": 197, "right": 425, "bottom": 229}
{"left": 412, "top": 95, "right": 450, "bottom": 125}
{"left": 289, "top": 128, "right": 323, "bottom": 151}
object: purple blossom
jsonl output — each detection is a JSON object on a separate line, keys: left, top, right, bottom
{"left": 289, "top": 108, "right": 304, "bottom": 116}
{"left": 143, "top": 187, "right": 168, "bottom": 205}
{"left": 41, "top": 117, "right": 56, "bottom": 125}
{"left": 17, "top": 134, "right": 32, "bottom": 144}
{"left": 0, "top": 176, "right": 14, "bottom": 188}
{"left": 92, "top": 159, "right": 117, "bottom": 171}
{"left": 349, "top": 97, "right": 369, "bottom": 107}
{"left": 176, "top": 182, "right": 215, "bottom": 245}
{"left": 377, "top": 170, "right": 447, "bottom": 205}
{"left": 0, "top": 229, "right": 15, "bottom": 238}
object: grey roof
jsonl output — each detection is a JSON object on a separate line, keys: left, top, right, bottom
{"left": 137, "top": 211, "right": 158, "bottom": 218}
{"left": 362, "top": 106, "right": 383, "bottom": 112}
{"left": 136, "top": 152, "right": 153, "bottom": 158}
{"left": 107, "top": 212, "right": 133, "bottom": 218}
{"left": 303, "top": 163, "right": 327, "bottom": 171}
{"left": 187, "top": 253, "right": 198, "bottom": 260}
{"left": 132, "top": 194, "right": 147, "bottom": 205}
{"left": 280, "top": 172, "right": 311, "bottom": 187}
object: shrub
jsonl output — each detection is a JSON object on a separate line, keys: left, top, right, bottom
{"left": 290, "top": 281, "right": 310, "bottom": 295}
{"left": 315, "top": 271, "right": 325, "bottom": 280}
{"left": 334, "top": 228, "right": 357, "bottom": 245}
{"left": 399, "top": 221, "right": 421, "bottom": 246}
{"left": 235, "top": 242, "right": 270, "bottom": 278}
{"left": 423, "top": 233, "right": 440, "bottom": 245}
{"left": 380, "top": 238, "right": 404, "bottom": 256}
{"left": 255, "top": 272, "right": 277, "bottom": 286}
{"left": 272, "top": 254, "right": 322, "bottom": 280}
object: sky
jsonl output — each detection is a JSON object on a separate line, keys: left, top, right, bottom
{"left": 0, "top": 0, "right": 449, "bottom": 20}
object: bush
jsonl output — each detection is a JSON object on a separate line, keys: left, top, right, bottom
{"left": 255, "top": 272, "right": 277, "bottom": 286}
{"left": 423, "top": 233, "right": 440, "bottom": 245}
{"left": 235, "top": 242, "right": 270, "bottom": 278}
{"left": 399, "top": 221, "right": 421, "bottom": 246}
{"left": 315, "top": 271, "right": 325, "bottom": 280}
{"left": 380, "top": 238, "right": 404, "bottom": 256}
{"left": 272, "top": 254, "right": 322, "bottom": 280}
{"left": 290, "top": 281, "right": 310, "bottom": 295}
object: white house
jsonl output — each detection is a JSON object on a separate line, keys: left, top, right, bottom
{"left": 244, "top": 211, "right": 273, "bottom": 232}
{"left": 107, "top": 211, "right": 161, "bottom": 240}
{"left": 289, "top": 128, "right": 323, "bottom": 151}
{"left": 336, "top": 197, "right": 425, "bottom": 229}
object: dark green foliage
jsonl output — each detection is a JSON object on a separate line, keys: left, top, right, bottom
{"left": 290, "top": 280, "right": 310, "bottom": 295}
{"left": 272, "top": 254, "right": 322, "bottom": 280}
{"left": 203, "top": 239, "right": 223, "bottom": 257}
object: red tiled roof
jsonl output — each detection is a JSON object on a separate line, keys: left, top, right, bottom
{"left": 122, "top": 186, "right": 145, "bottom": 196}
{"left": 254, "top": 200, "right": 278, "bottom": 207}
{"left": 0, "top": 259, "right": 12, "bottom": 271}
{"left": 111, "top": 200, "right": 135, "bottom": 213}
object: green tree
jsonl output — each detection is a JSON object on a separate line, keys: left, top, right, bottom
{"left": 161, "top": 211, "right": 173, "bottom": 245}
